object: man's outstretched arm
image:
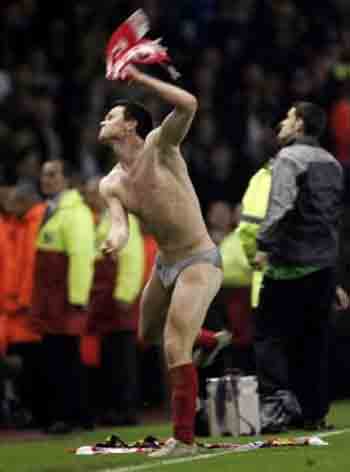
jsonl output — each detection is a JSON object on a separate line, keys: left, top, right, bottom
{"left": 127, "top": 65, "right": 198, "bottom": 147}
{"left": 99, "top": 179, "right": 129, "bottom": 254}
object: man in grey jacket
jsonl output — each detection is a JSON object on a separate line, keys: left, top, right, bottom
{"left": 254, "top": 102, "right": 344, "bottom": 432}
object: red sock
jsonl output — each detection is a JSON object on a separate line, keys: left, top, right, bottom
{"left": 169, "top": 363, "right": 198, "bottom": 444}
{"left": 195, "top": 328, "right": 217, "bottom": 349}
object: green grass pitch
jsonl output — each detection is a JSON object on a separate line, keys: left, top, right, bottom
{"left": 1, "top": 400, "right": 350, "bottom": 472}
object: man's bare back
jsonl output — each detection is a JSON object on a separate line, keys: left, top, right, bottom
{"left": 100, "top": 128, "right": 214, "bottom": 263}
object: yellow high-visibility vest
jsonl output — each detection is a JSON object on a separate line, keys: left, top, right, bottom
{"left": 221, "top": 162, "right": 272, "bottom": 307}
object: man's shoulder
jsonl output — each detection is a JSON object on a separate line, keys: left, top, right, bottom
{"left": 145, "top": 127, "right": 161, "bottom": 146}
{"left": 100, "top": 165, "right": 123, "bottom": 196}
{"left": 278, "top": 142, "right": 331, "bottom": 161}
{"left": 140, "top": 128, "right": 161, "bottom": 158}
{"left": 276, "top": 146, "right": 304, "bottom": 167}
{"left": 277, "top": 144, "right": 343, "bottom": 182}
{"left": 144, "top": 127, "right": 184, "bottom": 168}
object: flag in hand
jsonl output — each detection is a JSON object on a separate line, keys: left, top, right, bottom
{"left": 105, "top": 9, "right": 180, "bottom": 81}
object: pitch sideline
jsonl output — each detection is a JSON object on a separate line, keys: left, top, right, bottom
{"left": 99, "top": 428, "right": 350, "bottom": 472}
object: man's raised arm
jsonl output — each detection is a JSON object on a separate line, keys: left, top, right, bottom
{"left": 126, "top": 65, "right": 198, "bottom": 147}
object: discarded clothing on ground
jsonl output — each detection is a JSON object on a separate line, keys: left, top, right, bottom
{"left": 71, "top": 433, "right": 328, "bottom": 455}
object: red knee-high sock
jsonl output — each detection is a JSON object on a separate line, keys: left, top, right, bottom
{"left": 195, "top": 328, "right": 218, "bottom": 349}
{"left": 169, "top": 363, "right": 198, "bottom": 444}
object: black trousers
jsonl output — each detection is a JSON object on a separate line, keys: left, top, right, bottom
{"left": 100, "top": 331, "right": 139, "bottom": 418}
{"left": 41, "top": 334, "right": 89, "bottom": 426}
{"left": 7, "top": 342, "right": 46, "bottom": 426}
{"left": 254, "top": 267, "right": 336, "bottom": 422}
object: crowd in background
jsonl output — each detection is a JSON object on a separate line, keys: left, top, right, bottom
{"left": 2, "top": 0, "right": 350, "bottom": 206}
{"left": 1, "top": 0, "right": 350, "bottom": 432}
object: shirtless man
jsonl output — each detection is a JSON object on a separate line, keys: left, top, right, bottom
{"left": 99, "top": 65, "right": 223, "bottom": 457}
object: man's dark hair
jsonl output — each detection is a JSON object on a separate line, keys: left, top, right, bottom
{"left": 113, "top": 100, "right": 153, "bottom": 139}
{"left": 14, "top": 182, "right": 40, "bottom": 201}
{"left": 47, "top": 158, "right": 73, "bottom": 178}
{"left": 294, "top": 101, "right": 327, "bottom": 138}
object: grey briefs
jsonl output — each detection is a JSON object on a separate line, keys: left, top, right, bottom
{"left": 155, "top": 246, "right": 223, "bottom": 289}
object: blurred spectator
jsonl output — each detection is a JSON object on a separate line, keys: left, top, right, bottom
{"left": 0, "top": 211, "right": 11, "bottom": 358}
{"left": 0, "top": 186, "right": 13, "bottom": 215}
{"left": 0, "top": 70, "right": 11, "bottom": 104}
{"left": 200, "top": 157, "right": 275, "bottom": 375}
{"left": 2, "top": 183, "right": 45, "bottom": 316}
{"left": 206, "top": 200, "right": 234, "bottom": 245}
{"left": 330, "top": 80, "right": 350, "bottom": 164}
{"left": 83, "top": 176, "right": 144, "bottom": 426}
{"left": 2, "top": 183, "right": 46, "bottom": 428}
{"left": 329, "top": 80, "right": 350, "bottom": 202}
{"left": 31, "top": 159, "right": 95, "bottom": 434}
{"left": 14, "top": 149, "right": 42, "bottom": 189}
{"left": 30, "top": 85, "right": 61, "bottom": 160}
{"left": 78, "top": 123, "right": 102, "bottom": 180}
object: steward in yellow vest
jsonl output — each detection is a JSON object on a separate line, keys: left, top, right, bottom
{"left": 87, "top": 212, "right": 144, "bottom": 334}
{"left": 32, "top": 189, "right": 95, "bottom": 335}
{"left": 220, "top": 160, "right": 273, "bottom": 307}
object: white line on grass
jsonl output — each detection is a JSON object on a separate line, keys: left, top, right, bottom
{"left": 100, "top": 449, "right": 240, "bottom": 472}
{"left": 318, "top": 429, "right": 350, "bottom": 438}
{"left": 99, "top": 428, "right": 350, "bottom": 472}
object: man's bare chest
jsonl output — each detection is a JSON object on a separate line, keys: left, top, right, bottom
{"left": 118, "top": 161, "right": 174, "bottom": 217}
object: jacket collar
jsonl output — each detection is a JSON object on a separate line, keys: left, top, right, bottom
{"left": 286, "top": 135, "right": 320, "bottom": 148}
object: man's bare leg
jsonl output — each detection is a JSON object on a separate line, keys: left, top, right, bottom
{"left": 138, "top": 265, "right": 171, "bottom": 346}
{"left": 163, "top": 263, "right": 222, "bottom": 446}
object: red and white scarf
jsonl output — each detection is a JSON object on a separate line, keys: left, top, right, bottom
{"left": 105, "top": 9, "right": 180, "bottom": 81}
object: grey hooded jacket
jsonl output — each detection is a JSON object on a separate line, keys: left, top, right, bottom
{"left": 257, "top": 136, "right": 344, "bottom": 268}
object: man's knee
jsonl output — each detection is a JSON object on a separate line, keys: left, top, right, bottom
{"left": 164, "top": 333, "right": 192, "bottom": 368}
